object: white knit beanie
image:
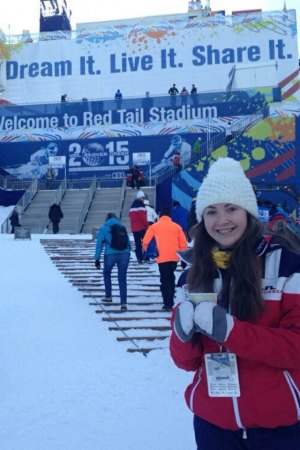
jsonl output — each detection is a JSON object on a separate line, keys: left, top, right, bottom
{"left": 136, "top": 190, "right": 146, "bottom": 199}
{"left": 196, "top": 158, "right": 258, "bottom": 221}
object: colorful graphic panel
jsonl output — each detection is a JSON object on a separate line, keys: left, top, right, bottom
{"left": 172, "top": 117, "right": 300, "bottom": 213}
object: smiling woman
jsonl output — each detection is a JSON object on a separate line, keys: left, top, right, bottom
{"left": 202, "top": 203, "right": 248, "bottom": 249}
{"left": 170, "top": 156, "right": 300, "bottom": 450}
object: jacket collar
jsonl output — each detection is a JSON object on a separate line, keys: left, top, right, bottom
{"left": 159, "top": 216, "right": 172, "bottom": 222}
{"left": 255, "top": 235, "right": 273, "bottom": 256}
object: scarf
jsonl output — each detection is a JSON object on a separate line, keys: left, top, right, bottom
{"left": 211, "top": 249, "right": 231, "bottom": 269}
{"left": 211, "top": 236, "right": 272, "bottom": 270}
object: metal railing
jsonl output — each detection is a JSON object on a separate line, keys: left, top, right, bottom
{"left": 1, "top": 178, "right": 38, "bottom": 233}
{"left": 76, "top": 177, "right": 97, "bottom": 233}
{"left": 231, "top": 109, "right": 266, "bottom": 138}
{"left": 53, "top": 178, "right": 67, "bottom": 204}
{"left": 17, "top": 178, "right": 38, "bottom": 212}
{"left": 118, "top": 177, "right": 127, "bottom": 219}
{"left": 0, "top": 176, "right": 33, "bottom": 190}
{"left": 1, "top": 215, "right": 11, "bottom": 234}
{"left": 0, "top": 80, "right": 273, "bottom": 109}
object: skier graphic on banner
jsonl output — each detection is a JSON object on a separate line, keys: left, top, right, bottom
{"left": 151, "top": 135, "right": 191, "bottom": 176}
{"left": 7, "top": 143, "right": 59, "bottom": 180}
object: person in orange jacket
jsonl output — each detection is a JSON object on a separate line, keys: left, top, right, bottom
{"left": 143, "top": 207, "right": 188, "bottom": 311}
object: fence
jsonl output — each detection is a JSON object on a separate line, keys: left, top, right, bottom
{"left": 1, "top": 178, "right": 38, "bottom": 233}
{"left": 76, "top": 177, "right": 97, "bottom": 233}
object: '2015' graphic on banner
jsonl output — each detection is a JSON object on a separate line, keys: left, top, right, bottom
{"left": 68, "top": 140, "right": 129, "bottom": 173}
{"left": 0, "top": 134, "right": 205, "bottom": 180}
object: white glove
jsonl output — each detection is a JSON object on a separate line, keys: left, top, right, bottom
{"left": 174, "top": 301, "right": 195, "bottom": 342}
{"left": 194, "top": 302, "right": 234, "bottom": 343}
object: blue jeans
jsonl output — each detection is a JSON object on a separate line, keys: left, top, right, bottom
{"left": 194, "top": 415, "right": 300, "bottom": 450}
{"left": 103, "top": 253, "right": 130, "bottom": 304}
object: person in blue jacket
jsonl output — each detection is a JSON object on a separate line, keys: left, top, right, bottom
{"left": 94, "top": 213, "right": 131, "bottom": 312}
{"left": 171, "top": 200, "right": 189, "bottom": 235}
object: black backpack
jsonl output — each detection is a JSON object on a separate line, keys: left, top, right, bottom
{"left": 109, "top": 224, "right": 129, "bottom": 250}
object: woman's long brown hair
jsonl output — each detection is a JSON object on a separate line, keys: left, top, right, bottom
{"left": 187, "top": 214, "right": 265, "bottom": 321}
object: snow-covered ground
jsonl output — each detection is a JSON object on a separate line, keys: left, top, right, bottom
{"left": 0, "top": 206, "right": 195, "bottom": 450}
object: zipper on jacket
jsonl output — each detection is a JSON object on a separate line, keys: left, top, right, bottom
{"left": 189, "top": 369, "right": 202, "bottom": 411}
{"left": 284, "top": 371, "right": 300, "bottom": 419}
{"left": 232, "top": 397, "right": 247, "bottom": 438}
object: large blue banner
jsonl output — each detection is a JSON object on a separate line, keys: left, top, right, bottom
{"left": 0, "top": 133, "right": 209, "bottom": 181}
{"left": 0, "top": 90, "right": 267, "bottom": 131}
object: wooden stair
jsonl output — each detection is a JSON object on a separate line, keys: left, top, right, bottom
{"left": 40, "top": 238, "right": 181, "bottom": 354}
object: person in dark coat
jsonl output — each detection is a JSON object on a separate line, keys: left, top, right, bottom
{"left": 168, "top": 84, "right": 179, "bottom": 95}
{"left": 48, "top": 203, "right": 63, "bottom": 234}
{"left": 171, "top": 201, "right": 188, "bottom": 235}
{"left": 129, "top": 165, "right": 141, "bottom": 189}
{"left": 191, "top": 84, "right": 197, "bottom": 94}
{"left": 114, "top": 89, "right": 122, "bottom": 100}
{"left": 9, "top": 207, "right": 20, "bottom": 233}
{"left": 171, "top": 200, "right": 189, "bottom": 269}
{"left": 187, "top": 197, "right": 197, "bottom": 242}
{"left": 114, "top": 89, "right": 123, "bottom": 108}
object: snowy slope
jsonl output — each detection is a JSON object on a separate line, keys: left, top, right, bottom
{"left": 0, "top": 232, "right": 195, "bottom": 450}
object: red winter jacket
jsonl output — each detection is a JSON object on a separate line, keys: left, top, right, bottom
{"left": 170, "top": 242, "right": 300, "bottom": 431}
{"left": 128, "top": 198, "right": 148, "bottom": 232}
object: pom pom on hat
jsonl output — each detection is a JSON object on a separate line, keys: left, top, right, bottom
{"left": 196, "top": 158, "right": 258, "bottom": 221}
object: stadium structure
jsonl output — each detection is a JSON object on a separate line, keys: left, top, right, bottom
{"left": 0, "top": 0, "right": 299, "bottom": 232}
